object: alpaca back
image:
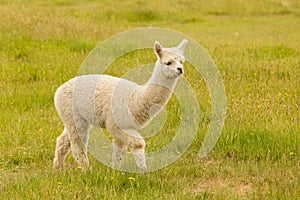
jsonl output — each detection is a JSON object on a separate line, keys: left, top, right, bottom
{"left": 54, "top": 74, "right": 141, "bottom": 129}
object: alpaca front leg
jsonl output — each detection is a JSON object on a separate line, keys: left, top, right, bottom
{"left": 108, "top": 126, "right": 147, "bottom": 172}
{"left": 132, "top": 149, "right": 146, "bottom": 173}
{"left": 112, "top": 140, "right": 125, "bottom": 169}
{"left": 127, "top": 133, "right": 147, "bottom": 173}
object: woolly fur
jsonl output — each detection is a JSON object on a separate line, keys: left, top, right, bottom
{"left": 53, "top": 39, "right": 188, "bottom": 172}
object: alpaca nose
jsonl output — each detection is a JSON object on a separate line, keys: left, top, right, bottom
{"left": 177, "top": 67, "right": 183, "bottom": 74}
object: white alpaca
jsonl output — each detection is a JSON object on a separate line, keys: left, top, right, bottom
{"left": 53, "top": 39, "right": 188, "bottom": 172}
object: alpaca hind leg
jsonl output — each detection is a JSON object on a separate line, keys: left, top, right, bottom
{"left": 77, "top": 124, "right": 90, "bottom": 149}
{"left": 53, "top": 128, "right": 71, "bottom": 170}
{"left": 69, "top": 122, "right": 90, "bottom": 170}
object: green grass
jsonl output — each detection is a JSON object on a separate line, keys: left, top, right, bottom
{"left": 0, "top": 0, "right": 299, "bottom": 199}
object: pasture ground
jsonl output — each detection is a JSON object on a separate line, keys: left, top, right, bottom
{"left": 0, "top": 0, "right": 299, "bottom": 199}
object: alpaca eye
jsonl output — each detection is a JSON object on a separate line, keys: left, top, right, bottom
{"left": 166, "top": 61, "right": 172, "bottom": 65}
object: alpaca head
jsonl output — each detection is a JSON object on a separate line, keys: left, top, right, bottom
{"left": 154, "top": 39, "right": 188, "bottom": 78}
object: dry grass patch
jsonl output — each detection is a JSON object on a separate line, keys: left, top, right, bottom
{"left": 190, "top": 177, "right": 253, "bottom": 198}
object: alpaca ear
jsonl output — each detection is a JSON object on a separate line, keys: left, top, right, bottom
{"left": 177, "top": 39, "right": 188, "bottom": 53}
{"left": 154, "top": 41, "right": 163, "bottom": 58}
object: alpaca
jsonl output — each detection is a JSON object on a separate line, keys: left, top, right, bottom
{"left": 53, "top": 39, "right": 188, "bottom": 172}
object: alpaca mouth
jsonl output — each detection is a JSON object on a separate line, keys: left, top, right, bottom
{"left": 176, "top": 68, "right": 183, "bottom": 75}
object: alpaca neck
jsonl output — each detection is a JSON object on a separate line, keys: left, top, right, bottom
{"left": 141, "top": 61, "right": 178, "bottom": 106}
{"left": 129, "top": 61, "right": 179, "bottom": 128}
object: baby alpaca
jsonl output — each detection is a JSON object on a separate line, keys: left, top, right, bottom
{"left": 53, "top": 39, "right": 188, "bottom": 172}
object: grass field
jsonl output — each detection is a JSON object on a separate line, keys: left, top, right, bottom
{"left": 0, "top": 0, "right": 299, "bottom": 199}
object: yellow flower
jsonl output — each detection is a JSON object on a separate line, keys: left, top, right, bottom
{"left": 77, "top": 166, "right": 82, "bottom": 169}
{"left": 289, "top": 152, "right": 294, "bottom": 155}
{"left": 17, "top": 146, "right": 26, "bottom": 150}
{"left": 111, "top": 176, "right": 114, "bottom": 180}
{"left": 202, "top": 167, "right": 207, "bottom": 171}
{"left": 57, "top": 182, "right": 63, "bottom": 185}
{"left": 128, "top": 177, "right": 135, "bottom": 181}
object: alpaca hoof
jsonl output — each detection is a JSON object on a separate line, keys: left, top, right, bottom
{"left": 53, "top": 159, "right": 64, "bottom": 171}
